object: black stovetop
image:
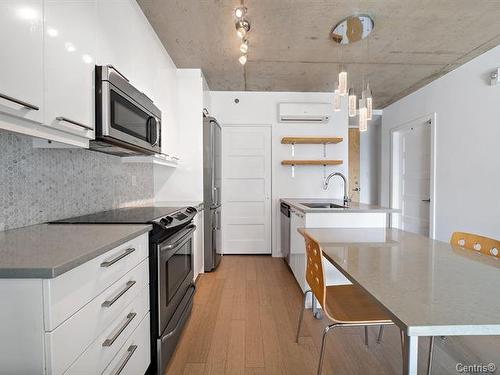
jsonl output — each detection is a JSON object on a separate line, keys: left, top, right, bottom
{"left": 51, "top": 206, "right": 183, "bottom": 224}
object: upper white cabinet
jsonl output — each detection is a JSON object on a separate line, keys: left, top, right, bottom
{"left": 0, "top": 0, "right": 175, "bottom": 150}
{"left": 44, "top": 0, "right": 96, "bottom": 138}
{"left": 96, "top": 0, "right": 156, "bottom": 101}
{"left": 0, "top": 0, "right": 43, "bottom": 123}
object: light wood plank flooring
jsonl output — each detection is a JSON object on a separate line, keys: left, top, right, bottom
{"left": 165, "top": 255, "right": 441, "bottom": 375}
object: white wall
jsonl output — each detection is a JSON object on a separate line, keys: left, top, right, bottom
{"left": 381, "top": 44, "right": 500, "bottom": 368}
{"left": 381, "top": 44, "right": 500, "bottom": 242}
{"left": 359, "top": 118, "right": 381, "bottom": 205}
{"left": 210, "top": 92, "right": 349, "bottom": 256}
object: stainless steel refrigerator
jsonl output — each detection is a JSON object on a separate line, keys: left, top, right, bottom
{"left": 203, "top": 114, "right": 222, "bottom": 271}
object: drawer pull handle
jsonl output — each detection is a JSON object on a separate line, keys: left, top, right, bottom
{"left": 110, "top": 345, "right": 137, "bottom": 375}
{"left": 0, "top": 92, "right": 39, "bottom": 111}
{"left": 102, "top": 281, "right": 136, "bottom": 308}
{"left": 101, "top": 248, "right": 136, "bottom": 268}
{"left": 56, "top": 116, "right": 94, "bottom": 131}
{"left": 102, "top": 312, "right": 137, "bottom": 347}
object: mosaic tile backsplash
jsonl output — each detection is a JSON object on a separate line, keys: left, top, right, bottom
{"left": 0, "top": 132, "right": 154, "bottom": 230}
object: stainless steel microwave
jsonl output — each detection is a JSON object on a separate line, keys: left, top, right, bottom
{"left": 91, "top": 65, "right": 161, "bottom": 156}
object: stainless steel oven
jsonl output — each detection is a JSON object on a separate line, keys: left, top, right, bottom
{"left": 155, "top": 223, "right": 196, "bottom": 374}
{"left": 92, "top": 65, "right": 161, "bottom": 156}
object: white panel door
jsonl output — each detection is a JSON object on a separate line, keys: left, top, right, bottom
{"left": 222, "top": 126, "right": 272, "bottom": 254}
{"left": 44, "top": 0, "right": 96, "bottom": 138}
{"left": 0, "top": 0, "right": 43, "bottom": 122}
{"left": 399, "top": 122, "right": 431, "bottom": 235}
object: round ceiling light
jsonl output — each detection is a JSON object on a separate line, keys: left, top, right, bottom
{"left": 330, "top": 15, "right": 374, "bottom": 45}
{"left": 235, "top": 19, "right": 250, "bottom": 38}
{"left": 234, "top": 6, "right": 247, "bottom": 19}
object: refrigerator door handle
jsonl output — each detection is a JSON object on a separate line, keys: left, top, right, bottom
{"left": 210, "top": 124, "right": 216, "bottom": 206}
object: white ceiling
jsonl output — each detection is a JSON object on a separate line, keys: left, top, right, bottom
{"left": 137, "top": 0, "right": 500, "bottom": 108}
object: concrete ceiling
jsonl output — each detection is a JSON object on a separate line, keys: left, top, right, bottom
{"left": 137, "top": 0, "right": 500, "bottom": 108}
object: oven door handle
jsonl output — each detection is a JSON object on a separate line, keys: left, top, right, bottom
{"left": 160, "top": 284, "right": 196, "bottom": 343}
{"left": 161, "top": 225, "right": 196, "bottom": 251}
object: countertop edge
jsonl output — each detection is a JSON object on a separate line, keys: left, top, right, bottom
{"left": 281, "top": 198, "right": 400, "bottom": 214}
{"left": 0, "top": 224, "right": 152, "bottom": 279}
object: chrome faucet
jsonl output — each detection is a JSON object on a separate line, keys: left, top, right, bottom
{"left": 323, "top": 172, "right": 349, "bottom": 206}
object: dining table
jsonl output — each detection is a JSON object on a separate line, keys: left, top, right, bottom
{"left": 298, "top": 227, "right": 500, "bottom": 375}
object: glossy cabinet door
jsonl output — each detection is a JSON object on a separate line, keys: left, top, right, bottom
{"left": 0, "top": 1, "right": 43, "bottom": 122}
{"left": 96, "top": 0, "right": 155, "bottom": 99}
{"left": 44, "top": 0, "right": 96, "bottom": 138}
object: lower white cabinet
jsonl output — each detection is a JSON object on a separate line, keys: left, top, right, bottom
{"left": 289, "top": 209, "right": 306, "bottom": 291}
{"left": 101, "top": 313, "right": 151, "bottom": 375}
{"left": 62, "top": 289, "right": 150, "bottom": 375}
{"left": 0, "top": 234, "right": 151, "bottom": 375}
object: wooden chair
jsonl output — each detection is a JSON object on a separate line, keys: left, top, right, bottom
{"left": 426, "top": 231, "right": 500, "bottom": 375}
{"left": 450, "top": 232, "right": 500, "bottom": 258}
{"left": 295, "top": 233, "right": 403, "bottom": 375}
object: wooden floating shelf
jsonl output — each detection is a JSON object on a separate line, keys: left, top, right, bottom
{"left": 281, "top": 160, "right": 343, "bottom": 166}
{"left": 281, "top": 137, "right": 343, "bottom": 144}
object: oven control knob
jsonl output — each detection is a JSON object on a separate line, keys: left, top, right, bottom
{"left": 186, "top": 207, "right": 196, "bottom": 214}
{"left": 160, "top": 216, "right": 173, "bottom": 226}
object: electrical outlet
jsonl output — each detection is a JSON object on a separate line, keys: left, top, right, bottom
{"left": 131, "top": 175, "right": 137, "bottom": 186}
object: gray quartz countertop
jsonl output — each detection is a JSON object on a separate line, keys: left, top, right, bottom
{"left": 0, "top": 224, "right": 152, "bottom": 279}
{"left": 298, "top": 227, "right": 500, "bottom": 336}
{"left": 155, "top": 201, "right": 204, "bottom": 211}
{"left": 280, "top": 198, "right": 400, "bottom": 213}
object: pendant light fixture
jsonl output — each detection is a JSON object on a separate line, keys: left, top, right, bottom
{"left": 366, "top": 83, "right": 373, "bottom": 120}
{"left": 359, "top": 106, "right": 368, "bottom": 132}
{"left": 359, "top": 89, "right": 367, "bottom": 132}
{"left": 330, "top": 15, "right": 376, "bottom": 117}
{"left": 333, "top": 84, "right": 341, "bottom": 112}
{"left": 348, "top": 88, "right": 357, "bottom": 117}
{"left": 338, "top": 68, "right": 348, "bottom": 96}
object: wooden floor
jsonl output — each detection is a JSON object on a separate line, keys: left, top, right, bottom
{"left": 164, "top": 255, "right": 439, "bottom": 375}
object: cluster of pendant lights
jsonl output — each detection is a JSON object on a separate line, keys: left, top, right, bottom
{"left": 234, "top": 4, "right": 250, "bottom": 65}
{"left": 333, "top": 69, "right": 373, "bottom": 132}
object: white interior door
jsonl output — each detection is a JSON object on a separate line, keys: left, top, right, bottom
{"left": 222, "top": 126, "right": 272, "bottom": 254}
{"left": 398, "top": 121, "right": 431, "bottom": 235}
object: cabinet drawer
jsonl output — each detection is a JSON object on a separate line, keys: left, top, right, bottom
{"left": 102, "top": 312, "right": 151, "bottom": 375}
{"left": 46, "top": 260, "right": 149, "bottom": 375}
{"left": 43, "top": 233, "right": 148, "bottom": 330}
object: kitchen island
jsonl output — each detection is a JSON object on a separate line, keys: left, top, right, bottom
{"left": 280, "top": 198, "right": 399, "bottom": 292}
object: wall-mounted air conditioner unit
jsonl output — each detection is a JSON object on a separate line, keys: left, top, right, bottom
{"left": 278, "top": 103, "right": 331, "bottom": 124}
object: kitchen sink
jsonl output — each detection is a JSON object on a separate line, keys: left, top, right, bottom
{"left": 300, "top": 202, "right": 349, "bottom": 209}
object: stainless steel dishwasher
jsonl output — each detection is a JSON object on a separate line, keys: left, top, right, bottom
{"left": 280, "top": 202, "right": 291, "bottom": 264}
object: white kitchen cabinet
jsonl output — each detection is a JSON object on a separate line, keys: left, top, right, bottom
{"left": 43, "top": 0, "right": 96, "bottom": 138}
{"left": 289, "top": 209, "right": 306, "bottom": 291}
{"left": 96, "top": 0, "right": 155, "bottom": 99}
{"left": 0, "top": 0, "right": 43, "bottom": 123}
{"left": 0, "top": 233, "right": 150, "bottom": 375}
